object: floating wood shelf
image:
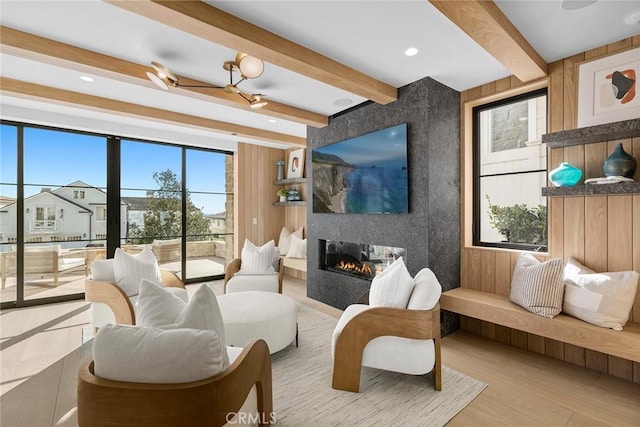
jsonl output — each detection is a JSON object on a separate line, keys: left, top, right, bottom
{"left": 274, "top": 177, "right": 307, "bottom": 185}
{"left": 542, "top": 182, "right": 640, "bottom": 197}
{"left": 273, "top": 201, "right": 306, "bottom": 207}
{"left": 542, "top": 118, "right": 640, "bottom": 148}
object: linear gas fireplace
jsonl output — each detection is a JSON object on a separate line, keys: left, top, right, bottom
{"left": 319, "top": 239, "right": 406, "bottom": 281}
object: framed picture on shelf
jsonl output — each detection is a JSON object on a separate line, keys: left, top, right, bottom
{"left": 287, "top": 148, "right": 305, "bottom": 179}
{"left": 576, "top": 47, "right": 640, "bottom": 128}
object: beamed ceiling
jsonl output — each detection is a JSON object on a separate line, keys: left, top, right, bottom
{"left": 0, "top": 1, "right": 638, "bottom": 150}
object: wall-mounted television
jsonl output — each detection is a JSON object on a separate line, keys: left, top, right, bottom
{"left": 312, "top": 123, "right": 408, "bottom": 214}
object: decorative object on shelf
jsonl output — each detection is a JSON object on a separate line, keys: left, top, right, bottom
{"left": 602, "top": 143, "right": 637, "bottom": 178}
{"left": 276, "top": 160, "right": 285, "bottom": 181}
{"left": 585, "top": 176, "right": 635, "bottom": 185}
{"left": 286, "top": 187, "right": 301, "bottom": 201}
{"left": 287, "top": 149, "right": 305, "bottom": 179}
{"left": 276, "top": 188, "right": 288, "bottom": 203}
{"left": 577, "top": 47, "right": 639, "bottom": 128}
{"left": 549, "top": 162, "right": 583, "bottom": 186}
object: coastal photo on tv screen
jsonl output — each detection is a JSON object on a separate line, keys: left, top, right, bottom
{"left": 312, "top": 123, "right": 408, "bottom": 214}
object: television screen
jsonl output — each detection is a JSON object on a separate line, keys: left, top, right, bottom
{"left": 312, "top": 123, "right": 408, "bottom": 214}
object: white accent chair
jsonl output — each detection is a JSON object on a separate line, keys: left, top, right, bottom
{"left": 224, "top": 257, "right": 284, "bottom": 294}
{"left": 85, "top": 258, "right": 187, "bottom": 328}
{"left": 331, "top": 268, "right": 442, "bottom": 392}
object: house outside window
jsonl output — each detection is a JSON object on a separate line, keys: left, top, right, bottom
{"left": 73, "top": 190, "right": 85, "bottom": 199}
{"left": 473, "top": 88, "right": 548, "bottom": 251}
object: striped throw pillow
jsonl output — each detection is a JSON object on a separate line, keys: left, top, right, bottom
{"left": 509, "top": 254, "right": 564, "bottom": 319}
{"left": 239, "top": 239, "right": 276, "bottom": 274}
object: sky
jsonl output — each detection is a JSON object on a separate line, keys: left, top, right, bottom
{"left": 314, "top": 123, "right": 407, "bottom": 165}
{"left": 0, "top": 124, "right": 229, "bottom": 215}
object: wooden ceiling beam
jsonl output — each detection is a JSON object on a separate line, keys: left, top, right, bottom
{"left": 429, "top": 0, "right": 548, "bottom": 82}
{"left": 105, "top": 0, "right": 398, "bottom": 105}
{"left": 0, "top": 26, "right": 327, "bottom": 128}
{"left": 0, "top": 77, "right": 306, "bottom": 147}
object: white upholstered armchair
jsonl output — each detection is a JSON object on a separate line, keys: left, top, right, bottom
{"left": 224, "top": 239, "right": 283, "bottom": 294}
{"left": 85, "top": 249, "right": 187, "bottom": 329}
{"left": 331, "top": 265, "right": 442, "bottom": 392}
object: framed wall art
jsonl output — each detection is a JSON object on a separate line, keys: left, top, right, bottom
{"left": 576, "top": 47, "right": 639, "bottom": 128}
{"left": 287, "top": 148, "right": 305, "bottom": 179}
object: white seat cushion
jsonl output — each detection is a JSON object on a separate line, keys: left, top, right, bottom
{"left": 331, "top": 304, "right": 435, "bottom": 375}
{"left": 226, "top": 273, "right": 279, "bottom": 293}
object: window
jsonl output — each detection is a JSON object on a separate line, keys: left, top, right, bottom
{"left": 96, "top": 206, "right": 107, "bottom": 221}
{"left": 73, "top": 190, "right": 85, "bottom": 199}
{"left": 473, "top": 88, "right": 548, "bottom": 251}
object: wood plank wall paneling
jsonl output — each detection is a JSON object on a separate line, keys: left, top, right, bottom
{"left": 235, "top": 143, "right": 285, "bottom": 257}
{"left": 459, "top": 36, "right": 640, "bottom": 383}
{"left": 283, "top": 147, "right": 308, "bottom": 280}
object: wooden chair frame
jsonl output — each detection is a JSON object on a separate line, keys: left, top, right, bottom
{"left": 77, "top": 339, "right": 273, "bottom": 427}
{"left": 224, "top": 258, "right": 284, "bottom": 294}
{"left": 332, "top": 304, "right": 441, "bottom": 393}
{"left": 84, "top": 269, "right": 185, "bottom": 326}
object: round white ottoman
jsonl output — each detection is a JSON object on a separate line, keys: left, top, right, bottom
{"left": 217, "top": 291, "right": 298, "bottom": 354}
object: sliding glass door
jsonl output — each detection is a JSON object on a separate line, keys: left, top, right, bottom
{"left": 1, "top": 122, "right": 233, "bottom": 309}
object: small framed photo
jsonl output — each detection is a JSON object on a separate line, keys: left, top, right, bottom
{"left": 576, "top": 47, "right": 640, "bottom": 128}
{"left": 287, "top": 148, "right": 305, "bottom": 179}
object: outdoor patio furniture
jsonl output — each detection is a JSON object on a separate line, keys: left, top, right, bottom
{"left": 0, "top": 245, "right": 88, "bottom": 289}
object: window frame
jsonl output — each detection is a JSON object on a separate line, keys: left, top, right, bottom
{"left": 472, "top": 87, "right": 549, "bottom": 252}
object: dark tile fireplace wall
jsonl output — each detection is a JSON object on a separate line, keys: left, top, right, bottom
{"left": 306, "top": 76, "right": 461, "bottom": 335}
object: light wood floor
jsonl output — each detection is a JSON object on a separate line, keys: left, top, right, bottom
{"left": 1, "top": 276, "right": 638, "bottom": 426}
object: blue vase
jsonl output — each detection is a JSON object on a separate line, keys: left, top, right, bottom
{"left": 602, "top": 143, "right": 636, "bottom": 178}
{"left": 549, "top": 162, "right": 582, "bottom": 187}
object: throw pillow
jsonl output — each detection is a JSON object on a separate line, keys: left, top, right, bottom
{"left": 369, "top": 257, "right": 415, "bottom": 308}
{"left": 278, "top": 226, "right": 303, "bottom": 255}
{"left": 136, "top": 280, "right": 187, "bottom": 328}
{"left": 137, "top": 282, "right": 227, "bottom": 345}
{"left": 240, "top": 239, "right": 276, "bottom": 274}
{"left": 407, "top": 268, "right": 442, "bottom": 310}
{"left": 562, "top": 258, "right": 639, "bottom": 330}
{"left": 113, "top": 247, "right": 162, "bottom": 296}
{"left": 93, "top": 324, "right": 228, "bottom": 384}
{"left": 286, "top": 234, "right": 307, "bottom": 259}
{"left": 509, "top": 254, "right": 564, "bottom": 319}
{"left": 91, "top": 258, "right": 115, "bottom": 283}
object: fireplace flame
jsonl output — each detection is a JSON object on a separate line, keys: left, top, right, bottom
{"left": 337, "top": 260, "right": 373, "bottom": 276}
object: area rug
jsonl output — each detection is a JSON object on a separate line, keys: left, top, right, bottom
{"left": 271, "top": 304, "right": 487, "bottom": 426}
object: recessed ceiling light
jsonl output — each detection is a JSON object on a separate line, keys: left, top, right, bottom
{"left": 80, "top": 75, "right": 94, "bottom": 82}
{"left": 333, "top": 98, "right": 353, "bottom": 107}
{"left": 268, "top": 119, "right": 276, "bottom": 123}
{"left": 624, "top": 8, "right": 640, "bottom": 25}
{"left": 404, "top": 47, "right": 418, "bottom": 57}
{"left": 560, "top": 0, "right": 598, "bottom": 11}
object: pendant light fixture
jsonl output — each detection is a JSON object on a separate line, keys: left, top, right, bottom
{"left": 146, "top": 52, "right": 268, "bottom": 109}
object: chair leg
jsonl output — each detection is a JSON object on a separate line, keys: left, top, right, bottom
{"left": 434, "top": 336, "right": 442, "bottom": 391}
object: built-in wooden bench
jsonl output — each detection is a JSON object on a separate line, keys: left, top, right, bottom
{"left": 281, "top": 256, "right": 307, "bottom": 273}
{"left": 441, "top": 287, "right": 640, "bottom": 363}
